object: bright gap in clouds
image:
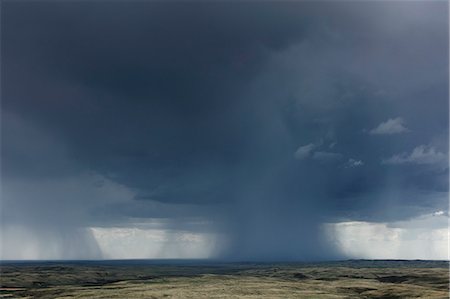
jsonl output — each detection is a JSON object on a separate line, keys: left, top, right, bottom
{"left": 1, "top": 214, "right": 447, "bottom": 260}
{"left": 89, "top": 212, "right": 448, "bottom": 260}
{"left": 325, "top": 212, "right": 449, "bottom": 260}
{"left": 90, "top": 227, "right": 218, "bottom": 259}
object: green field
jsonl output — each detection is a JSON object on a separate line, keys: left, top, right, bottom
{"left": 1, "top": 260, "right": 448, "bottom": 298}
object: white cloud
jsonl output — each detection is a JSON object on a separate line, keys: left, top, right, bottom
{"left": 294, "top": 143, "right": 316, "bottom": 160}
{"left": 383, "top": 145, "right": 447, "bottom": 165}
{"left": 370, "top": 117, "right": 409, "bottom": 135}
{"left": 433, "top": 210, "right": 445, "bottom": 216}
{"left": 345, "top": 158, "right": 364, "bottom": 168}
{"left": 325, "top": 212, "right": 449, "bottom": 260}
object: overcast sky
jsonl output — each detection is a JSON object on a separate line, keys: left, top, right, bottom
{"left": 1, "top": 1, "right": 448, "bottom": 260}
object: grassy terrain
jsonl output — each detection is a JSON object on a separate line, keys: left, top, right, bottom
{"left": 1, "top": 260, "right": 448, "bottom": 298}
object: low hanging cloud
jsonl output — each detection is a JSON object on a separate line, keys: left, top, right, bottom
{"left": 383, "top": 145, "right": 447, "bottom": 165}
{"left": 370, "top": 117, "right": 409, "bottom": 135}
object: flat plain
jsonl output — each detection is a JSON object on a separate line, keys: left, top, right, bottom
{"left": 0, "top": 260, "right": 448, "bottom": 298}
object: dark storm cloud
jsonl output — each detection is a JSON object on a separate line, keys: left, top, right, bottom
{"left": 1, "top": 1, "right": 448, "bottom": 260}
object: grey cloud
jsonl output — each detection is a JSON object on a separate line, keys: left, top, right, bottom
{"left": 345, "top": 158, "right": 364, "bottom": 168}
{"left": 312, "top": 151, "right": 343, "bottom": 162}
{"left": 294, "top": 143, "right": 316, "bottom": 160}
{"left": 1, "top": 1, "right": 448, "bottom": 260}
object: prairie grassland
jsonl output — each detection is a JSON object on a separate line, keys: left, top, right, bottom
{"left": 1, "top": 261, "right": 448, "bottom": 298}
